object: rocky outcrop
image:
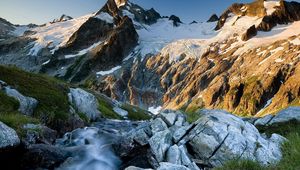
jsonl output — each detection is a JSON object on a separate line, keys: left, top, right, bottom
{"left": 117, "top": 110, "right": 285, "bottom": 169}
{"left": 169, "top": 15, "right": 182, "bottom": 27}
{"left": 0, "top": 121, "right": 20, "bottom": 149}
{"left": 52, "top": 14, "right": 73, "bottom": 23}
{"left": 207, "top": 14, "right": 219, "bottom": 22}
{"left": 68, "top": 88, "right": 101, "bottom": 121}
{"left": 21, "top": 144, "right": 70, "bottom": 170}
{"left": 22, "top": 124, "right": 57, "bottom": 145}
{"left": 0, "top": 81, "right": 38, "bottom": 116}
{"left": 241, "top": 25, "right": 257, "bottom": 41}
{"left": 255, "top": 107, "right": 300, "bottom": 129}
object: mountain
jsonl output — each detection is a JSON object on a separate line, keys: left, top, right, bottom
{"left": 1, "top": 0, "right": 300, "bottom": 117}
{"left": 1, "top": 0, "right": 300, "bottom": 169}
{"left": 91, "top": 0, "right": 300, "bottom": 117}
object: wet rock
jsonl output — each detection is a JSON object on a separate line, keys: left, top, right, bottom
{"left": 68, "top": 88, "right": 101, "bottom": 121}
{"left": 4, "top": 86, "right": 38, "bottom": 116}
{"left": 0, "top": 121, "right": 20, "bottom": 149}
{"left": 22, "top": 124, "right": 57, "bottom": 145}
{"left": 21, "top": 144, "right": 70, "bottom": 170}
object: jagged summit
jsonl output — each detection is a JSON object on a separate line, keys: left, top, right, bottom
{"left": 52, "top": 14, "right": 73, "bottom": 23}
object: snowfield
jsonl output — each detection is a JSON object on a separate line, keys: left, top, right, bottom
{"left": 28, "top": 14, "right": 93, "bottom": 56}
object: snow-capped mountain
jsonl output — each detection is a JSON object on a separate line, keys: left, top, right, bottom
{"left": 1, "top": 0, "right": 300, "bottom": 116}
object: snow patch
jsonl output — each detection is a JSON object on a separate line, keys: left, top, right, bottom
{"left": 96, "top": 66, "right": 121, "bottom": 76}
{"left": 94, "top": 12, "right": 114, "bottom": 24}
{"left": 290, "top": 38, "right": 300, "bottom": 45}
{"left": 28, "top": 14, "right": 93, "bottom": 56}
{"left": 148, "top": 106, "right": 162, "bottom": 115}
{"left": 12, "top": 26, "right": 28, "bottom": 36}
{"left": 65, "top": 41, "right": 102, "bottom": 59}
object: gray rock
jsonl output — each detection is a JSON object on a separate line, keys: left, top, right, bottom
{"left": 161, "top": 111, "right": 177, "bottom": 125}
{"left": 173, "top": 125, "right": 190, "bottom": 143}
{"left": 166, "top": 145, "right": 181, "bottom": 164}
{"left": 157, "top": 162, "right": 190, "bottom": 170}
{"left": 150, "top": 118, "right": 168, "bottom": 133}
{"left": 4, "top": 86, "right": 38, "bottom": 116}
{"left": 149, "top": 129, "right": 173, "bottom": 162}
{"left": 22, "top": 124, "right": 57, "bottom": 145}
{"left": 68, "top": 88, "right": 101, "bottom": 121}
{"left": 125, "top": 166, "right": 153, "bottom": 170}
{"left": 0, "top": 121, "right": 20, "bottom": 149}
{"left": 21, "top": 144, "right": 70, "bottom": 169}
{"left": 254, "top": 114, "right": 274, "bottom": 127}
{"left": 187, "top": 109, "right": 285, "bottom": 167}
{"left": 268, "top": 107, "right": 300, "bottom": 125}
{"left": 178, "top": 145, "right": 192, "bottom": 166}
{"left": 175, "top": 115, "right": 186, "bottom": 126}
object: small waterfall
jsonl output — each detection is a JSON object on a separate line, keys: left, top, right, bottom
{"left": 55, "top": 127, "right": 121, "bottom": 170}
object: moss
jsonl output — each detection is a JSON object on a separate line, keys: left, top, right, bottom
{"left": 214, "top": 159, "right": 264, "bottom": 170}
{"left": 0, "top": 65, "right": 70, "bottom": 124}
{"left": 77, "top": 112, "right": 90, "bottom": 123}
{"left": 0, "top": 91, "right": 20, "bottom": 113}
{"left": 121, "top": 104, "right": 151, "bottom": 121}
{"left": 98, "top": 98, "right": 123, "bottom": 120}
{"left": 0, "top": 112, "right": 40, "bottom": 137}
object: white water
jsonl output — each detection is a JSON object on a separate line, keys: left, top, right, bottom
{"left": 56, "top": 127, "right": 121, "bottom": 170}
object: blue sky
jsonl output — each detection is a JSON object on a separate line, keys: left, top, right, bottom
{"left": 0, "top": 0, "right": 299, "bottom": 25}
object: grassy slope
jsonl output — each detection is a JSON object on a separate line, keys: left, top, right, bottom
{"left": 0, "top": 65, "right": 70, "bottom": 135}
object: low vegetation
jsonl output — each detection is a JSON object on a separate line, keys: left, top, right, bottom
{"left": 0, "top": 65, "right": 70, "bottom": 128}
{"left": 121, "top": 104, "right": 151, "bottom": 121}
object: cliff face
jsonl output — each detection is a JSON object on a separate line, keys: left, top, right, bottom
{"left": 92, "top": 0, "right": 300, "bottom": 117}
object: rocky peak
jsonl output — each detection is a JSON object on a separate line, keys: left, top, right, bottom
{"left": 207, "top": 14, "right": 219, "bottom": 22}
{"left": 169, "top": 15, "right": 182, "bottom": 27}
{"left": 52, "top": 14, "right": 73, "bottom": 23}
{"left": 216, "top": 0, "right": 300, "bottom": 32}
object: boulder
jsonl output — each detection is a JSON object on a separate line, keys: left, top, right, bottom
{"left": 22, "top": 124, "right": 57, "bottom": 145}
{"left": 149, "top": 129, "right": 173, "bottom": 162}
{"left": 185, "top": 110, "right": 285, "bottom": 167}
{"left": 4, "top": 86, "right": 38, "bottom": 116}
{"left": 0, "top": 121, "right": 20, "bottom": 149}
{"left": 241, "top": 25, "right": 257, "bottom": 41}
{"left": 68, "top": 88, "right": 101, "bottom": 121}
{"left": 125, "top": 166, "right": 153, "bottom": 170}
{"left": 255, "top": 107, "right": 300, "bottom": 129}
{"left": 21, "top": 144, "right": 70, "bottom": 170}
{"left": 150, "top": 118, "right": 168, "bottom": 133}
{"left": 157, "top": 162, "right": 190, "bottom": 170}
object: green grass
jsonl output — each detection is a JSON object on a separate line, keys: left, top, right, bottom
{"left": 216, "top": 121, "right": 300, "bottom": 170}
{"left": 98, "top": 98, "right": 123, "bottom": 120}
{"left": 121, "top": 104, "right": 151, "bottom": 121}
{"left": 0, "top": 65, "right": 70, "bottom": 125}
{"left": 0, "top": 91, "right": 19, "bottom": 113}
{"left": 0, "top": 112, "right": 40, "bottom": 137}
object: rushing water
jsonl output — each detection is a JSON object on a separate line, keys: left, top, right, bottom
{"left": 55, "top": 127, "right": 121, "bottom": 170}
{"left": 55, "top": 119, "right": 143, "bottom": 170}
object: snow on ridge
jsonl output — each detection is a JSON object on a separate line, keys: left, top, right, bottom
{"left": 115, "top": 0, "right": 126, "bottom": 8}
{"left": 65, "top": 41, "right": 103, "bottom": 59}
{"left": 94, "top": 12, "right": 114, "bottom": 24}
{"left": 264, "top": 0, "right": 281, "bottom": 16}
{"left": 28, "top": 14, "right": 93, "bottom": 56}
{"left": 97, "top": 66, "right": 122, "bottom": 76}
